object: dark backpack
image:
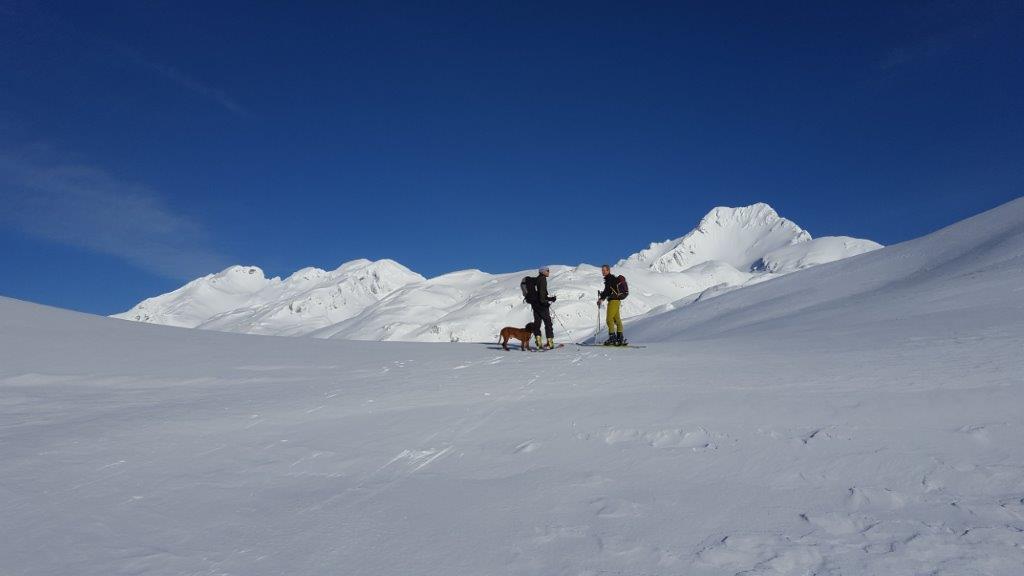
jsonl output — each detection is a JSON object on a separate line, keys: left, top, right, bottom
{"left": 616, "top": 275, "right": 629, "bottom": 299}
{"left": 520, "top": 276, "right": 538, "bottom": 303}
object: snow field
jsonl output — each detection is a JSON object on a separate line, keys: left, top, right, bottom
{"left": 3, "top": 294, "right": 1023, "bottom": 575}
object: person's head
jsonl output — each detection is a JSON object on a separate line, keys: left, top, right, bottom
{"left": 601, "top": 264, "right": 611, "bottom": 277}
{"left": 539, "top": 266, "right": 550, "bottom": 277}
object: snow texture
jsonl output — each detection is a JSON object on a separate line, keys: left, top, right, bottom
{"left": 3, "top": 197, "right": 1023, "bottom": 575}
{"left": 113, "top": 204, "right": 881, "bottom": 343}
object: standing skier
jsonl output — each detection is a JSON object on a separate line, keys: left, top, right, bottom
{"left": 597, "top": 264, "right": 629, "bottom": 346}
{"left": 521, "top": 266, "right": 557, "bottom": 349}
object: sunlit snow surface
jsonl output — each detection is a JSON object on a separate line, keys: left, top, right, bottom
{"left": 4, "top": 198, "right": 1024, "bottom": 575}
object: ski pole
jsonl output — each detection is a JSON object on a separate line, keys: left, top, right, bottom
{"left": 550, "top": 307, "right": 570, "bottom": 335}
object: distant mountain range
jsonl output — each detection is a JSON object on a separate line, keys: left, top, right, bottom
{"left": 113, "top": 203, "right": 881, "bottom": 342}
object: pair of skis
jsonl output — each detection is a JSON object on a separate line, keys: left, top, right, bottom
{"left": 529, "top": 343, "right": 565, "bottom": 352}
{"left": 576, "top": 342, "right": 646, "bottom": 349}
{"left": 521, "top": 343, "right": 645, "bottom": 352}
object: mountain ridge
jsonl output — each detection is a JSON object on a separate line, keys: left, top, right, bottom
{"left": 113, "top": 203, "right": 881, "bottom": 341}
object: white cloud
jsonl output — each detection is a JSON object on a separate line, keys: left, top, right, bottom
{"left": 0, "top": 153, "right": 229, "bottom": 280}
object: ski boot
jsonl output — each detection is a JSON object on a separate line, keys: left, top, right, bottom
{"left": 534, "top": 335, "right": 543, "bottom": 350}
{"left": 602, "top": 333, "right": 617, "bottom": 346}
{"left": 614, "top": 332, "right": 626, "bottom": 346}
{"left": 545, "top": 338, "right": 555, "bottom": 350}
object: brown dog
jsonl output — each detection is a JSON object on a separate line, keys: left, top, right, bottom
{"left": 499, "top": 322, "right": 537, "bottom": 351}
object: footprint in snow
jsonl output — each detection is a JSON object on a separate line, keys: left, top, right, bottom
{"left": 696, "top": 534, "right": 823, "bottom": 574}
{"left": 757, "top": 425, "right": 851, "bottom": 445}
{"left": 801, "top": 511, "right": 877, "bottom": 535}
{"left": 845, "top": 486, "right": 910, "bottom": 511}
{"left": 590, "top": 497, "right": 643, "bottom": 518}
{"left": 603, "top": 427, "right": 718, "bottom": 451}
{"left": 513, "top": 440, "right": 540, "bottom": 454}
{"left": 957, "top": 423, "right": 1003, "bottom": 446}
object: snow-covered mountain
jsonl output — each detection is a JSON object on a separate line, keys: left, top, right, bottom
{"left": 619, "top": 203, "right": 812, "bottom": 271}
{"left": 113, "top": 259, "right": 424, "bottom": 335}
{"left": 113, "top": 203, "right": 881, "bottom": 341}
{"left": 4, "top": 198, "right": 1024, "bottom": 576}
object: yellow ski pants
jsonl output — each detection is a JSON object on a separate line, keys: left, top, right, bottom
{"left": 606, "top": 299, "right": 623, "bottom": 334}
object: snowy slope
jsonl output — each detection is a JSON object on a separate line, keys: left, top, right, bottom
{"left": 754, "top": 236, "right": 882, "bottom": 274}
{"left": 3, "top": 198, "right": 1023, "bottom": 575}
{"left": 113, "top": 259, "right": 424, "bottom": 335}
{"left": 630, "top": 197, "right": 1024, "bottom": 344}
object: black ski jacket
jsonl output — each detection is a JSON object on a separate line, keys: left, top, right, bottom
{"left": 600, "top": 274, "right": 628, "bottom": 300}
{"left": 533, "top": 274, "right": 554, "bottom": 307}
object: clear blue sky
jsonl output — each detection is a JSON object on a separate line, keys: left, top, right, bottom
{"left": 1, "top": 1, "right": 1021, "bottom": 314}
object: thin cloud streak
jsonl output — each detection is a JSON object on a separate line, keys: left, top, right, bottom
{"left": 0, "top": 153, "right": 229, "bottom": 280}
{"left": 126, "top": 50, "right": 247, "bottom": 116}
{"left": 1, "top": 2, "right": 246, "bottom": 116}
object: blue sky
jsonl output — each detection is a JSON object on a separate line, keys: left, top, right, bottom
{"left": 1, "top": 1, "right": 1021, "bottom": 315}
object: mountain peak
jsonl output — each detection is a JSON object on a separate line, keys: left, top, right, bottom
{"left": 213, "top": 265, "right": 269, "bottom": 283}
{"left": 698, "top": 203, "right": 781, "bottom": 231}
{"left": 619, "top": 203, "right": 811, "bottom": 272}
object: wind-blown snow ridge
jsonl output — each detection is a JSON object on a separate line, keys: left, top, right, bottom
{"left": 753, "top": 236, "right": 882, "bottom": 274}
{"left": 113, "top": 203, "right": 881, "bottom": 341}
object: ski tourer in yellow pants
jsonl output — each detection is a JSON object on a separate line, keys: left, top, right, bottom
{"left": 598, "top": 265, "right": 629, "bottom": 346}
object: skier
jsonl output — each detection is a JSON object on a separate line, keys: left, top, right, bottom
{"left": 521, "top": 266, "right": 557, "bottom": 349}
{"left": 597, "top": 264, "right": 629, "bottom": 346}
